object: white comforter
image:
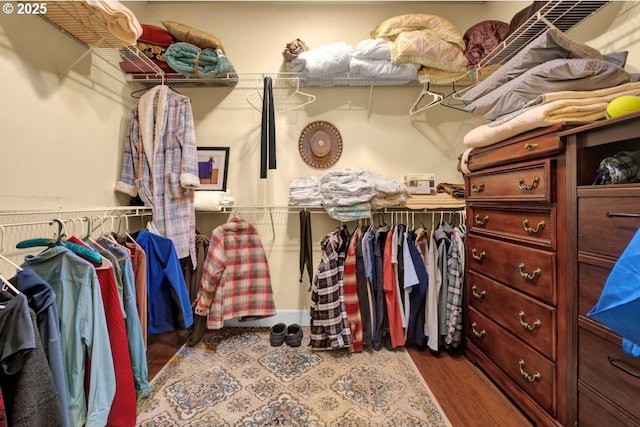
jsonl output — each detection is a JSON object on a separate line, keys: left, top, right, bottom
{"left": 286, "top": 38, "right": 418, "bottom": 82}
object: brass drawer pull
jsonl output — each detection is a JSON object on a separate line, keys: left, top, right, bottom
{"left": 608, "top": 355, "right": 640, "bottom": 379}
{"left": 471, "top": 248, "right": 486, "bottom": 261}
{"left": 517, "top": 176, "right": 540, "bottom": 191}
{"left": 524, "top": 142, "right": 538, "bottom": 151}
{"left": 523, "top": 219, "right": 545, "bottom": 234}
{"left": 471, "top": 322, "right": 486, "bottom": 338}
{"left": 518, "top": 359, "right": 541, "bottom": 383}
{"left": 606, "top": 211, "right": 640, "bottom": 218}
{"left": 474, "top": 215, "right": 489, "bottom": 226}
{"left": 471, "top": 182, "right": 485, "bottom": 193}
{"left": 518, "top": 311, "right": 541, "bottom": 331}
{"left": 471, "top": 285, "right": 486, "bottom": 300}
{"left": 519, "top": 263, "right": 541, "bottom": 280}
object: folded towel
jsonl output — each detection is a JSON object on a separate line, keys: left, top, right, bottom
{"left": 165, "top": 42, "right": 236, "bottom": 78}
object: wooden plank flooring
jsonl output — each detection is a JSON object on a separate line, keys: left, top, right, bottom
{"left": 146, "top": 332, "right": 533, "bottom": 427}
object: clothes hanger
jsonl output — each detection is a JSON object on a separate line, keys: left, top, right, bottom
{"left": 409, "top": 82, "right": 444, "bottom": 115}
{"left": 439, "top": 82, "right": 471, "bottom": 112}
{"left": 0, "top": 272, "right": 21, "bottom": 295}
{"left": 16, "top": 219, "right": 103, "bottom": 264}
{"left": 120, "top": 214, "right": 138, "bottom": 244}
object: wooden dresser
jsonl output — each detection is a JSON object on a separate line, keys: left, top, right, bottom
{"left": 464, "top": 112, "right": 640, "bottom": 427}
{"left": 464, "top": 124, "right": 570, "bottom": 427}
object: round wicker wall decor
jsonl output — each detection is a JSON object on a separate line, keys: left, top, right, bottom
{"left": 298, "top": 121, "right": 343, "bottom": 168}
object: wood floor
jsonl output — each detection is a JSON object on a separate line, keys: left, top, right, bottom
{"left": 146, "top": 332, "right": 533, "bottom": 427}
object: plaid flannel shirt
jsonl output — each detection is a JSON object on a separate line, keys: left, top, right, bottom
{"left": 310, "top": 227, "right": 353, "bottom": 350}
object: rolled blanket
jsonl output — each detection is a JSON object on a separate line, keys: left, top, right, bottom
{"left": 165, "top": 42, "right": 236, "bottom": 78}
{"left": 286, "top": 42, "right": 353, "bottom": 77}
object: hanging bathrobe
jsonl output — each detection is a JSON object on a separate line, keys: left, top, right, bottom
{"left": 116, "top": 85, "right": 200, "bottom": 267}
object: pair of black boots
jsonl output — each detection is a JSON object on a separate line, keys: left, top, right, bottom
{"left": 270, "top": 323, "right": 303, "bottom": 347}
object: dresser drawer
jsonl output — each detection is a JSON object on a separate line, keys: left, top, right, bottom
{"left": 579, "top": 196, "right": 640, "bottom": 258}
{"left": 467, "top": 270, "right": 556, "bottom": 360}
{"left": 578, "top": 319, "right": 640, "bottom": 421}
{"left": 467, "top": 124, "right": 564, "bottom": 172}
{"left": 467, "top": 234, "right": 556, "bottom": 305}
{"left": 466, "top": 159, "right": 552, "bottom": 202}
{"left": 468, "top": 204, "right": 555, "bottom": 249}
{"left": 578, "top": 382, "right": 640, "bottom": 427}
{"left": 467, "top": 307, "right": 556, "bottom": 413}
{"left": 578, "top": 258, "right": 614, "bottom": 319}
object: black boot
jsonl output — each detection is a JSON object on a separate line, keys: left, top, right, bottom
{"left": 186, "top": 314, "right": 207, "bottom": 347}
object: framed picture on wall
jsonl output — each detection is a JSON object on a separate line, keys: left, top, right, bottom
{"left": 197, "top": 147, "right": 229, "bottom": 191}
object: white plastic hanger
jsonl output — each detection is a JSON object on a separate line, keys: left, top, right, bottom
{"left": 409, "top": 83, "right": 443, "bottom": 115}
{"left": 0, "top": 273, "right": 20, "bottom": 295}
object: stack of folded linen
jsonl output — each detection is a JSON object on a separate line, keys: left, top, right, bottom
{"left": 288, "top": 177, "right": 323, "bottom": 207}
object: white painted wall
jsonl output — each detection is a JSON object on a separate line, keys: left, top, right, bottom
{"left": 0, "top": 1, "right": 635, "bottom": 315}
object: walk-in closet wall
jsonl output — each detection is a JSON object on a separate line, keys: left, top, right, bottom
{"left": 1, "top": 1, "right": 636, "bottom": 323}
{"left": 0, "top": 2, "right": 149, "bottom": 210}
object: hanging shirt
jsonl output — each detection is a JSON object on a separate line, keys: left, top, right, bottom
{"left": 434, "top": 222, "right": 453, "bottom": 344}
{"left": 425, "top": 229, "right": 442, "bottom": 352}
{"left": 10, "top": 269, "right": 70, "bottom": 427}
{"left": 122, "top": 238, "right": 148, "bottom": 347}
{"left": 445, "top": 227, "right": 465, "bottom": 348}
{"left": 342, "top": 228, "right": 363, "bottom": 352}
{"left": 361, "top": 229, "right": 376, "bottom": 343}
{"left": 135, "top": 230, "right": 193, "bottom": 333}
{"left": 372, "top": 227, "right": 389, "bottom": 350}
{"left": 355, "top": 228, "right": 373, "bottom": 349}
{"left": 194, "top": 217, "right": 276, "bottom": 329}
{"left": 97, "top": 238, "right": 151, "bottom": 397}
{"left": 383, "top": 227, "right": 405, "bottom": 349}
{"left": 310, "top": 227, "right": 353, "bottom": 350}
{"left": 22, "top": 246, "right": 115, "bottom": 427}
{"left": 0, "top": 294, "right": 63, "bottom": 427}
{"left": 116, "top": 85, "right": 200, "bottom": 267}
{"left": 405, "top": 230, "right": 428, "bottom": 346}
{"left": 92, "top": 257, "right": 137, "bottom": 427}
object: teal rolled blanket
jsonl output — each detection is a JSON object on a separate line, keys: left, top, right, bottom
{"left": 165, "top": 42, "right": 236, "bottom": 78}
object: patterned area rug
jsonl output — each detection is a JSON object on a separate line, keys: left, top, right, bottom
{"left": 137, "top": 327, "right": 452, "bottom": 426}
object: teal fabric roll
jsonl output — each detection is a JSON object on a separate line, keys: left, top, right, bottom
{"left": 165, "top": 42, "right": 236, "bottom": 78}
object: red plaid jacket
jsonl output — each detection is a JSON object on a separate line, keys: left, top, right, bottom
{"left": 195, "top": 217, "right": 276, "bottom": 329}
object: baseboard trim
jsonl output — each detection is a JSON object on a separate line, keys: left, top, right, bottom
{"left": 224, "top": 309, "right": 310, "bottom": 327}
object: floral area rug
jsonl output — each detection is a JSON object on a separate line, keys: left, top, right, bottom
{"left": 137, "top": 327, "right": 452, "bottom": 426}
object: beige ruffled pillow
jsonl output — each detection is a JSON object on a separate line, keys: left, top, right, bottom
{"left": 162, "top": 20, "right": 226, "bottom": 53}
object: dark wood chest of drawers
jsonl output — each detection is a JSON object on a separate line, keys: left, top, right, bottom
{"left": 464, "top": 112, "right": 640, "bottom": 426}
{"left": 464, "top": 124, "right": 569, "bottom": 427}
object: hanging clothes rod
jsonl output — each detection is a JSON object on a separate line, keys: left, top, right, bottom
{"left": 0, "top": 206, "right": 152, "bottom": 217}
{"left": 199, "top": 205, "right": 465, "bottom": 213}
{"left": 0, "top": 208, "right": 153, "bottom": 253}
